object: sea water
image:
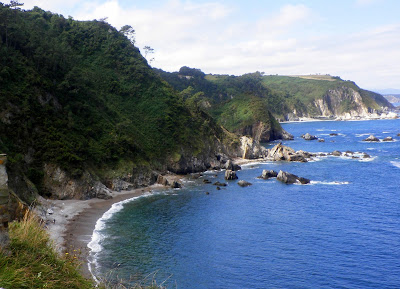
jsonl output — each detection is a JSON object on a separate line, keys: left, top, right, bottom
{"left": 89, "top": 119, "right": 400, "bottom": 289}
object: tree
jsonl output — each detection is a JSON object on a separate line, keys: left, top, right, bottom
{"left": 143, "top": 45, "right": 154, "bottom": 59}
{"left": 119, "top": 24, "right": 135, "bottom": 44}
{"left": 8, "top": 1, "right": 24, "bottom": 9}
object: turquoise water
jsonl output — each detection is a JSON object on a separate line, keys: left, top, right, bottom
{"left": 89, "top": 119, "right": 400, "bottom": 288}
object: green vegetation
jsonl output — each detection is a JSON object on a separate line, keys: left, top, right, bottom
{"left": 155, "top": 69, "right": 286, "bottom": 136}
{"left": 0, "top": 213, "right": 166, "bottom": 288}
{"left": 0, "top": 4, "right": 232, "bottom": 196}
{"left": 157, "top": 68, "right": 392, "bottom": 124}
{"left": 0, "top": 213, "right": 95, "bottom": 289}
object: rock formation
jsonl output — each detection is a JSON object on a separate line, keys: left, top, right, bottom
{"left": 363, "top": 135, "right": 380, "bottom": 142}
{"left": 277, "top": 170, "right": 310, "bottom": 184}
{"left": 383, "top": 136, "right": 393, "bottom": 142}
{"left": 225, "top": 170, "right": 238, "bottom": 180}
{"left": 237, "top": 180, "right": 252, "bottom": 187}
{"left": 266, "top": 143, "right": 311, "bottom": 162}
{"left": 302, "top": 133, "right": 318, "bottom": 140}
{"left": 258, "top": 170, "right": 278, "bottom": 179}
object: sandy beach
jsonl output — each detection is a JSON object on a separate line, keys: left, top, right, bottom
{"left": 39, "top": 185, "right": 161, "bottom": 279}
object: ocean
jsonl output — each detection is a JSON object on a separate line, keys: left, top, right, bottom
{"left": 88, "top": 119, "right": 400, "bottom": 289}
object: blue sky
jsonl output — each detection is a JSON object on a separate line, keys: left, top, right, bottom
{"left": 20, "top": 0, "right": 400, "bottom": 90}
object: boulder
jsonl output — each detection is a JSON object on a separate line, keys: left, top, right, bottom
{"left": 213, "top": 181, "right": 227, "bottom": 187}
{"left": 363, "top": 135, "right": 380, "bottom": 142}
{"left": 302, "top": 133, "right": 318, "bottom": 140}
{"left": 203, "top": 179, "right": 212, "bottom": 184}
{"left": 330, "top": 133, "right": 338, "bottom": 136}
{"left": 318, "top": 139, "right": 325, "bottom": 142}
{"left": 170, "top": 180, "right": 182, "bottom": 189}
{"left": 240, "top": 136, "right": 268, "bottom": 159}
{"left": 383, "top": 136, "right": 393, "bottom": 142}
{"left": 277, "top": 170, "right": 299, "bottom": 184}
{"left": 397, "top": 133, "right": 400, "bottom": 137}
{"left": 363, "top": 153, "right": 371, "bottom": 158}
{"left": 277, "top": 170, "right": 310, "bottom": 185}
{"left": 237, "top": 180, "right": 252, "bottom": 187}
{"left": 225, "top": 170, "right": 238, "bottom": 180}
{"left": 287, "top": 153, "right": 308, "bottom": 162}
{"left": 298, "top": 177, "right": 311, "bottom": 184}
{"left": 331, "top": 150, "right": 342, "bottom": 156}
{"left": 258, "top": 169, "right": 278, "bottom": 179}
{"left": 225, "top": 160, "right": 241, "bottom": 171}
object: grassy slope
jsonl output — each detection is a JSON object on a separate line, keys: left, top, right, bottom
{"left": 0, "top": 214, "right": 95, "bottom": 289}
{"left": 0, "top": 5, "right": 231, "bottom": 196}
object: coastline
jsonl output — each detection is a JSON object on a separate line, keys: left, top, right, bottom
{"left": 43, "top": 185, "right": 162, "bottom": 279}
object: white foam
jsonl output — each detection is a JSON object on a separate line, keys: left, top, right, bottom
{"left": 390, "top": 161, "right": 400, "bottom": 169}
{"left": 87, "top": 192, "right": 153, "bottom": 283}
{"left": 310, "top": 181, "right": 350, "bottom": 185}
{"left": 356, "top": 133, "right": 371, "bottom": 137}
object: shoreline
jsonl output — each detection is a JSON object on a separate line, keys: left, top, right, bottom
{"left": 279, "top": 115, "right": 399, "bottom": 124}
{"left": 43, "top": 185, "right": 163, "bottom": 280}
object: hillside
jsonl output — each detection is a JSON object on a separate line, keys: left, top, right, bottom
{"left": 0, "top": 4, "right": 241, "bottom": 202}
{"left": 157, "top": 68, "right": 394, "bottom": 125}
{"left": 155, "top": 68, "right": 293, "bottom": 142}
{"left": 262, "top": 75, "right": 394, "bottom": 121}
{"left": 384, "top": 94, "right": 400, "bottom": 103}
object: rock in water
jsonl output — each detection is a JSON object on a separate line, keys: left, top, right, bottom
{"left": 363, "top": 135, "right": 380, "bottom": 142}
{"left": 225, "top": 170, "right": 238, "bottom": 180}
{"left": 225, "top": 160, "right": 241, "bottom": 171}
{"left": 238, "top": 180, "right": 252, "bottom": 187}
{"left": 383, "top": 136, "right": 393, "bottom": 142}
{"left": 302, "top": 133, "right": 318, "bottom": 140}
{"left": 213, "top": 181, "right": 227, "bottom": 187}
{"left": 331, "top": 150, "right": 342, "bottom": 156}
{"left": 276, "top": 170, "right": 310, "bottom": 185}
{"left": 298, "top": 177, "right": 311, "bottom": 184}
{"left": 258, "top": 169, "right": 278, "bottom": 179}
{"left": 170, "top": 181, "right": 182, "bottom": 188}
{"left": 277, "top": 170, "right": 299, "bottom": 184}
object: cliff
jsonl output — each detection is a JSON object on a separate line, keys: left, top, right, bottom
{"left": 0, "top": 5, "right": 246, "bottom": 202}
{"left": 262, "top": 75, "right": 395, "bottom": 121}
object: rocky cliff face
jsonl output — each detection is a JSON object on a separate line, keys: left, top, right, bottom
{"left": 238, "top": 121, "right": 294, "bottom": 143}
{"left": 314, "top": 86, "right": 370, "bottom": 119}
{"left": 285, "top": 86, "right": 396, "bottom": 121}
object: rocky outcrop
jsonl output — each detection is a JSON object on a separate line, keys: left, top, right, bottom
{"left": 225, "top": 170, "right": 238, "bottom": 180}
{"left": 224, "top": 160, "right": 241, "bottom": 171}
{"left": 258, "top": 169, "right": 278, "bottom": 179}
{"left": 277, "top": 170, "right": 310, "bottom": 184}
{"left": 238, "top": 180, "right": 252, "bottom": 187}
{"left": 383, "top": 136, "right": 393, "bottom": 142}
{"left": 157, "top": 175, "right": 182, "bottom": 188}
{"left": 0, "top": 155, "right": 28, "bottom": 248}
{"left": 237, "top": 121, "right": 294, "bottom": 143}
{"left": 301, "top": 133, "right": 318, "bottom": 140}
{"left": 363, "top": 135, "right": 380, "bottom": 142}
{"left": 266, "top": 143, "right": 311, "bottom": 162}
{"left": 240, "top": 136, "right": 268, "bottom": 159}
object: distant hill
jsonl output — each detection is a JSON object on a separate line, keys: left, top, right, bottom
{"left": 383, "top": 94, "right": 400, "bottom": 103}
{"left": 156, "top": 69, "right": 394, "bottom": 128}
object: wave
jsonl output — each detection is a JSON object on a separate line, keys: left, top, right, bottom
{"left": 87, "top": 192, "right": 153, "bottom": 283}
{"left": 310, "top": 181, "right": 350, "bottom": 185}
{"left": 390, "top": 161, "right": 400, "bottom": 169}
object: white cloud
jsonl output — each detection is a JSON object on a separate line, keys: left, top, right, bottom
{"left": 17, "top": 1, "right": 400, "bottom": 89}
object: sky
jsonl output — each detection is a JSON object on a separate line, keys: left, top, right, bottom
{"left": 18, "top": 0, "right": 400, "bottom": 91}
